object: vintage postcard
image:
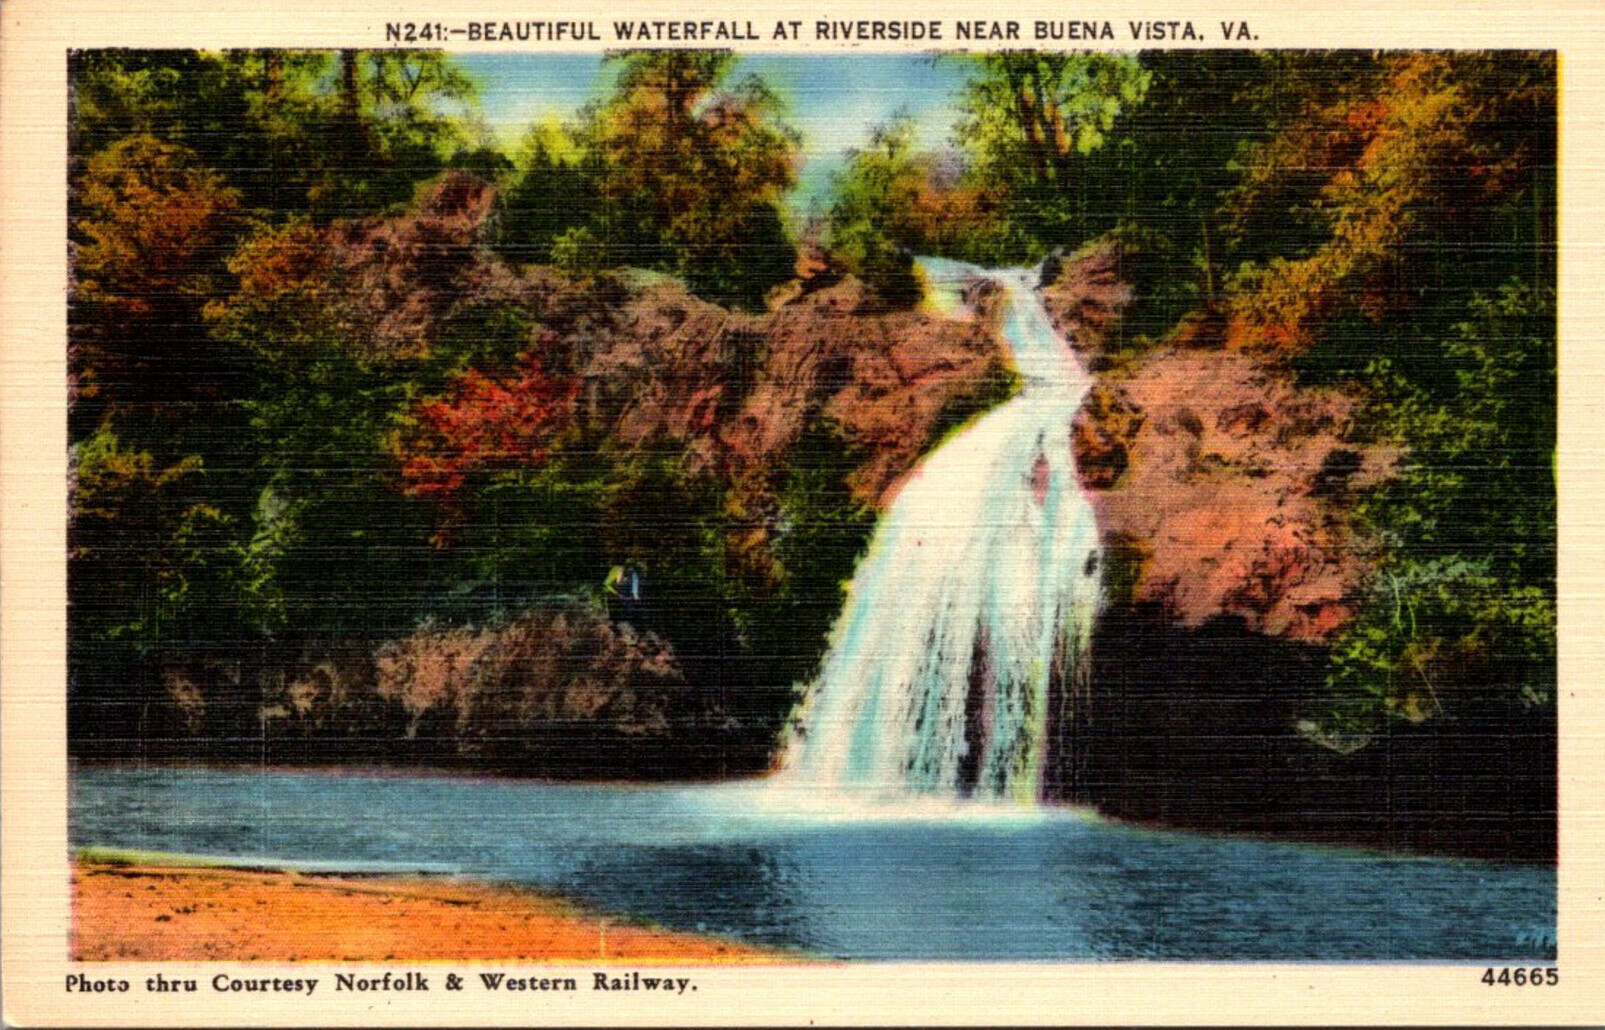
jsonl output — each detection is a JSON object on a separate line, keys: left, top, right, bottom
{"left": 2, "top": 0, "right": 1602, "bottom": 1024}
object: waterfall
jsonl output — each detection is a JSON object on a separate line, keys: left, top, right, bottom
{"left": 777, "top": 258, "right": 1104, "bottom": 804}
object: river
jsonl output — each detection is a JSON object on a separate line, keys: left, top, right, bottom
{"left": 69, "top": 263, "right": 1556, "bottom": 962}
{"left": 72, "top": 766, "right": 1554, "bottom": 960}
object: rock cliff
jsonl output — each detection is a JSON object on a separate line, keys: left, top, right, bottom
{"left": 1042, "top": 242, "right": 1550, "bottom": 862}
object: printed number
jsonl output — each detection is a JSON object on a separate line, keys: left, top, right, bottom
{"left": 1482, "top": 967, "right": 1558, "bottom": 986}
{"left": 385, "top": 22, "right": 440, "bottom": 42}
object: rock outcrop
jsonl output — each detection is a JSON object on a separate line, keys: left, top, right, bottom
{"left": 1041, "top": 242, "right": 1551, "bottom": 863}
{"left": 1048, "top": 241, "right": 1393, "bottom": 644}
{"left": 331, "top": 176, "right": 1015, "bottom": 514}
{"left": 80, "top": 180, "right": 1016, "bottom": 779}
{"left": 585, "top": 274, "right": 1013, "bottom": 510}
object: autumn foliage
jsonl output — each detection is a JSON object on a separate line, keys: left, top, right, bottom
{"left": 66, "top": 49, "right": 1554, "bottom": 804}
{"left": 398, "top": 363, "right": 578, "bottom": 500}
{"left": 1222, "top": 53, "right": 1554, "bottom": 353}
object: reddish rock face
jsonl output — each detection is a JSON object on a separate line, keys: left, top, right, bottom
{"left": 594, "top": 275, "right": 1012, "bottom": 510}
{"left": 322, "top": 180, "right": 1017, "bottom": 623}
{"left": 1075, "top": 346, "right": 1394, "bottom": 643}
{"left": 1040, "top": 240, "right": 1133, "bottom": 367}
{"left": 332, "top": 177, "right": 1014, "bottom": 519}
{"left": 327, "top": 173, "right": 508, "bottom": 361}
{"left": 341, "top": 182, "right": 1388, "bottom": 650}
{"left": 1049, "top": 243, "right": 1394, "bottom": 644}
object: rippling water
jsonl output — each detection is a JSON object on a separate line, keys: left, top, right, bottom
{"left": 72, "top": 766, "right": 1555, "bottom": 961}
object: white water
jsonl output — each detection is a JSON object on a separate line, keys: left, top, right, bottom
{"left": 778, "top": 258, "right": 1104, "bottom": 804}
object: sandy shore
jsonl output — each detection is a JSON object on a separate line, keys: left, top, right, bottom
{"left": 72, "top": 859, "right": 801, "bottom": 963}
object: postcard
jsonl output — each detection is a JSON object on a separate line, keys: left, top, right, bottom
{"left": 3, "top": 0, "right": 1602, "bottom": 1024}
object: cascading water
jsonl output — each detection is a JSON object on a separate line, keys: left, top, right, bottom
{"left": 778, "top": 258, "right": 1104, "bottom": 804}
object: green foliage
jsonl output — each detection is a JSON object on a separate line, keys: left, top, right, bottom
{"left": 1224, "top": 52, "right": 1556, "bottom": 352}
{"left": 204, "top": 219, "right": 451, "bottom": 639}
{"left": 867, "top": 50, "right": 1270, "bottom": 296}
{"left": 823, "top": 116, "right": 927, "bottom": 304}
{"left": 1323, "top": 283, "right": 1556, "bottom": 732}
{"left": 954, "top": 52, "right": 1151, "bottom": 251}
{"left": 747, "top": 425, "right": 877, "bottom": 690}
{"left": 68, "top": 430, "right": 279, "bottom": 738}
{"left": 496, "top": 138, "right": 598, "bottom": 265}
{"left": 310, "top": 50, "right": 480, "bottom": 217}
{"left": 549, "top": 226, "right": 607, "bottom": 275}
{"left": 71, "top": 134, "right": 243, "bottom": 438}
{"left": 823, "top": 113, "right": 1021, "bottom": 299}
{"left": 71, "top": 431, "right": 254, "bottom": 645}
{"left": 428, "top": 301, "right": 536, "bottom": 379}
{"left": 683, "top": 201, "right": 797, "bottom": 310}
{"left": 578, "top": 51, "right": 801, "bottom": 308}
{"left": 920, "top": 355, "right": 1022, "bottom": 454}
{"left": 1187, "top": 52, "right": 1557, "bottom": 738}
{"left": 598, "top": 450, "right": 726, "bottom": 607}
{"left": 64, "top": 48, "right": 1556, "bottom": 778}
{"left": 1084, "top": 222, "right": 1204, "bottom": 349}
{"left": 435, "top": 462, "right": 608, "bottom": 616}
{"left": 936, "top": 49, "right": 1554, "bottom": 744}
{"left": 836, "top": 222, "right": 921, "bottom": 307}
{"left": 70, "top": 51, "right": 266, "bottom": 197}
{"left": 447, "top": 145, "right": 514, "bottom": 182}
{"left": 1097, "top": 51, "right": 1274, "bottom": 330}
{"left": 71, "top": 50, "right": 479, "bottom": 222}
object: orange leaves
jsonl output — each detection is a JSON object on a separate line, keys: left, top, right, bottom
{"left": 1223, "top": 52, "right": 1551, "bottom": 355}
{"left": 208, "top": 173, "right": 509, "bottom": 366}
{"left": 221, "top": 221, "right": 327, "bottom": 306}
{"left": 397, "top": 362, "right": 578, "bottom": 500}
{"left": 74, "top": 135, "right": 239, "bottom": 314}
{"left": 900, "top": 172, "right": 1006, "bottom": 256}
{"left": 71, "top": 135, "right": 243, "bottom": 411}
{"left": 201, "top": 219, "right": 351, "bottom": 369}
{"left": 1343, "top": 99, "right": 1387, "bottom": 134}
{"left": 586, "top": 51, "right": 800, "bottom": 299}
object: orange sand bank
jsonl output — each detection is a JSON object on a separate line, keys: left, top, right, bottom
{"left": 72, "top": 860, "right": 801, "bottom": 963}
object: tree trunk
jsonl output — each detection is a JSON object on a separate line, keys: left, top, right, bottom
{"left": 264, "top": 50, "right": 283, "bottom": 102}
{"left": 339, "top": 50, "right": 361, "bottom": 124}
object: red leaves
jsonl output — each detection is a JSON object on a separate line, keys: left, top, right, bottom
{"left": 398, "top": 361, "right": 578, "bottom": 500}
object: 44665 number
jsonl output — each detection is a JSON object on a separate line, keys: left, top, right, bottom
{"left": 1482, "top": 967, "right": 1558, "bottom": 986}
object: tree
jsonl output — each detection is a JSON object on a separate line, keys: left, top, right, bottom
{"left": 895, "top": 52, "right": 1270, "bottom": 333}
{"left": 207, "top": 215, "right": 455, "bottom": 637}
{"left": 308, "top": 50, "right": 480, "bottom": 217}
{"left": 71, "top": 134, "right": 242, "bottom": 442}
{"left": 69, "top": 429, "right": 273, "bottom": 740}
{"left": 1210, "top": 52, "right": 1557, "bottom": 738}
{"left": 69, "top": 51, "right": 262, "bottom": 193}
{"left": 1223, "top": 52, "right": 1556, "bottom": 355}
{"left": 954, "top": 52, "right": 1151, "bottom": 250}
{"left": 825, "top": 116, "right": 927, "bottom": 303}
{"left": 825, "top": 114, "right": 1016, "bottom": 301}
{"left": 497, "top": 122, "right": 601, "bottom": 265}
{"left": 1323, "top": 282, "right": 1555, "bottom": 732}
{"left": 581, "top": 50, "right": 801, "bottom": 308}
{"left": 71, "top": 50, "right": 481, "bottom": 223}
{"left": 397, "top": 362, "right": 578, "bottom": 501}
{"left": 1092, "top": 51, "right": 1273, "bottom": 329}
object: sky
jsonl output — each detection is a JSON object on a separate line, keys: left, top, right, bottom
{"left": 453, "top": 54, "right": 972, "bottom": 213}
